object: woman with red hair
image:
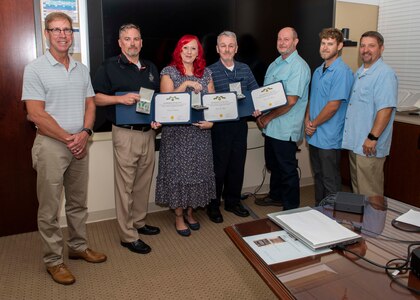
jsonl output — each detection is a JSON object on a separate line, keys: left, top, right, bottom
{"left": 153, "top": 35, "right": 216, "bottom": 237}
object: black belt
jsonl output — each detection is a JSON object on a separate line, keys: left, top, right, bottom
{"left": 115, "top": 124, "right": 151, "bottom": 132}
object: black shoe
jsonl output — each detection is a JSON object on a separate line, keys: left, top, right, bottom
{"left": 120, "top": 239, "right": 151, "bottom": 254}
{"left": 137, "top": 224, "right": 160, "bottom": 235}
{"left": 254, "top": 196, "right": 283, "bottom": 207}
{"left": 225, "top": 203, "right": 250, "bottom": 217}
{"left": 184, "top": 217, "right": 200, "bottom": 230}
{"left": 175, "top": 224, "right": 191, "bottom": 237}
{"left": 207, "top": 207, "right": 223, "bottom": 223}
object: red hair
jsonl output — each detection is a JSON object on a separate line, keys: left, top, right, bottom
{"left": 170, "top": 35, "right": 206, "bottom": 78}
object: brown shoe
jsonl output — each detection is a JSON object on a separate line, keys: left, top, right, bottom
{"left": 68, "top": 248, "right": 107, "bottom": 263}
{"left": 47, "top": 263, "right": 75, "bottom": 285}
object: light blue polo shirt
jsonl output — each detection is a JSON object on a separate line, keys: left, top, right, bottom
{"left": 22, "top": 50, "right": 95, "bottom": 134}
{"left": 263, "top": 51, "right": 311, "bottom": 142}
{"left": 307, "top": 57, "right": 353, "bottom": 149}
{"left": 342, "top": 58, "right": 398, "bottom": 157}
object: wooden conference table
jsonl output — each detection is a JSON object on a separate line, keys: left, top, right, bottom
{"left": 225, "top": 197, "right": 420, "bottom": 299}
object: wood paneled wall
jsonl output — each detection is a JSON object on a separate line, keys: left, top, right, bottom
{"left": 0, "top": 0, "right": 39, "bottom": 236}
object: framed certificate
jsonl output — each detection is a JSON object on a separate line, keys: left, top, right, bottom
{"left": 154, "top": 93, "right": 191, "bottom": 124}
{"left": 251, "top": 81, "right": 288, "bottom": 112}
{"left": 202, "top": 92, "right": 239, "bottom": 122}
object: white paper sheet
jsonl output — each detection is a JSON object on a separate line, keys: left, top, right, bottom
{"left": 243, "top": 231, "right": 331, "bottom": 265}
{"left": 395, "top": 209, "right": 420, "bottom": 227}
{"left": 275, "top": 209, "right": 360, "bottom": 248}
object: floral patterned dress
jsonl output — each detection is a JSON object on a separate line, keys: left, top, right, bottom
{"left": 155, "top": 65, "right": 216, "bottom": 209}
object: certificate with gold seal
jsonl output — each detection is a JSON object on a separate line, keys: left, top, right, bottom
{"left": 251, "top": 81, "right": 288, "bottom": 112}
{"left": 154, "top": 93, "right": 191, "bottom": 124}
{"left": 202, "top": 92, "right": 239, "bottom": 122}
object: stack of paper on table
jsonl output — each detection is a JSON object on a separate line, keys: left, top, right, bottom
{"left": 268, "top": 207, "right": 361, "bottom": 251}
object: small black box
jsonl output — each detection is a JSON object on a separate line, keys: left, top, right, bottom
{"left": 334, "top": 192, "right": 365, "bottom": 215}
{"left": 411, "top": 247, "right": 420, "bottom": 278}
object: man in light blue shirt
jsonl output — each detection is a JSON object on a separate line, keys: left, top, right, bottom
{"left": 305, "top": 28, "right": 353, "bottom": 205}
{"left": 253, "top": 27, "right": 311, "bottom": 210}
{"left": 342, "top": 31, "right": 398, "bottom": 196}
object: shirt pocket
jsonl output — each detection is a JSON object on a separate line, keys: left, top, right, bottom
{"left": 358, "top": 87, "right": 372, "bottom": 103}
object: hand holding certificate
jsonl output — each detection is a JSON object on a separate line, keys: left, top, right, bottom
{"left": 154, "top": 93, "right": 191, "bottom": 124}
{"left": 251, "top": 81, "right": 288, "bottom": 112}
{"left": 202, "top": 92, "right": 238, "bottom": 122}
{"left": 115, "top": 84, "right": 286, "bottom": 125}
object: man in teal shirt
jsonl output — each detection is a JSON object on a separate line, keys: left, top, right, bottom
{"left": 253, "top": 27, "right": 311, "bottom": 210}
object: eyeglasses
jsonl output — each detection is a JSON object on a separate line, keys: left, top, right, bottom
{"left": 46, "top": 28, "right": 73, "bottom": 36}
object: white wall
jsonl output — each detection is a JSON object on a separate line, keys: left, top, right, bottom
{"left": 243, "top": 123, "right": 313, "bottom": 194}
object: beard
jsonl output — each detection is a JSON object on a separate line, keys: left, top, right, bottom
{"left": 279, "top": 48, "right": 291, "bottom": 56}
{"left": 320, "top": 50, "right": 338, "bottom": 61}
{"left": 361, "top": 52, "right": 372, "bottom": 63}
{"left": 126, "top": 47, "right": 140, "bottom": 57}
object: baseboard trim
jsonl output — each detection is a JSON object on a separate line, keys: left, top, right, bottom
{"left": 59, "top": 203, "right": 169, "bottom": 227}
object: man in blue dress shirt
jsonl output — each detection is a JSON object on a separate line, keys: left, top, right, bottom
{"left": 305, "top": 28, "right": 354, "bottom": 205}
{"left": 342, "top": 31, "right": 398, "bottom": 197}
{"left": 253, "top": 27, "right": 311, "bottom": 210}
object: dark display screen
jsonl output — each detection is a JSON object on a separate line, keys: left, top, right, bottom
{"left": 88, "top": 0, "right": 334, "bottom": 131}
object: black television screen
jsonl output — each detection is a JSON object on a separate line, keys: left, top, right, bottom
{"left": 88, "top": 0, "right": 335, "bottom": 131}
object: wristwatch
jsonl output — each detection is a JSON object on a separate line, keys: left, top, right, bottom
{"left": 82, "top": 128, "right": 93, "bottom": 136}
{"left": 367, "top": 133, "right": 378, "bottom": 141}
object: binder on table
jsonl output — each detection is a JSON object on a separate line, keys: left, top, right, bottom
{"left": 267, "top": 207, "right": 361, "bottom": 251}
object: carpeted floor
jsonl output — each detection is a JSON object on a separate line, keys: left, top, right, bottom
{"left": 0, "top": 186, "right": 317, "bottom": 300}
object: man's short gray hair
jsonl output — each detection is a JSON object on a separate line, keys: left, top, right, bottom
{"left": 217, "top": 31, "right": 237, "bottom": 44}
{"left": 119, "top": 23, "right": 141, "bottom": 38}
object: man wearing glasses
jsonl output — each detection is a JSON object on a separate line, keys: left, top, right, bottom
{"left": 93, "top": 24, "right": 160, "bottom": 254}
{"left": 22, "top": 12, "right": 106, "bottom": 285}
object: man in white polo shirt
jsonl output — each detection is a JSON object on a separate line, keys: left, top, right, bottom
{"left": 21, "top": 12, "right": 106, "bottom": 285}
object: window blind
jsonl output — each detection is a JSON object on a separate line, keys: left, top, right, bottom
{"left": 378, "top": 0, "right": 420, "bottom": 92}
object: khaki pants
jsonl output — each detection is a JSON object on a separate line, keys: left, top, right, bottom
{"left": 349, "top": 151, "right": 386, "bottom": 197}
{"left": 112, "top": 125, "right": 155, "bottom": 242}
{"left": 32, "top": 134, "right": 88, "bottom": 267}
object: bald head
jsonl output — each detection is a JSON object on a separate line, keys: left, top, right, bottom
{"left": 277, "top": 27, "right": 299, "bottom": 59}
{"left": 280, "top": 27, "right": 298, "bottom": 39}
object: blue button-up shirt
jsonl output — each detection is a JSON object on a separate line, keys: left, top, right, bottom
{"left": 263, "top": 51, "right": 311, "bottom": 142}
{"left": 342, "top": 58, "right": 398, "bottom": 157}
{"left": 307, "top": 57, "right": 354, "bottom": 149}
